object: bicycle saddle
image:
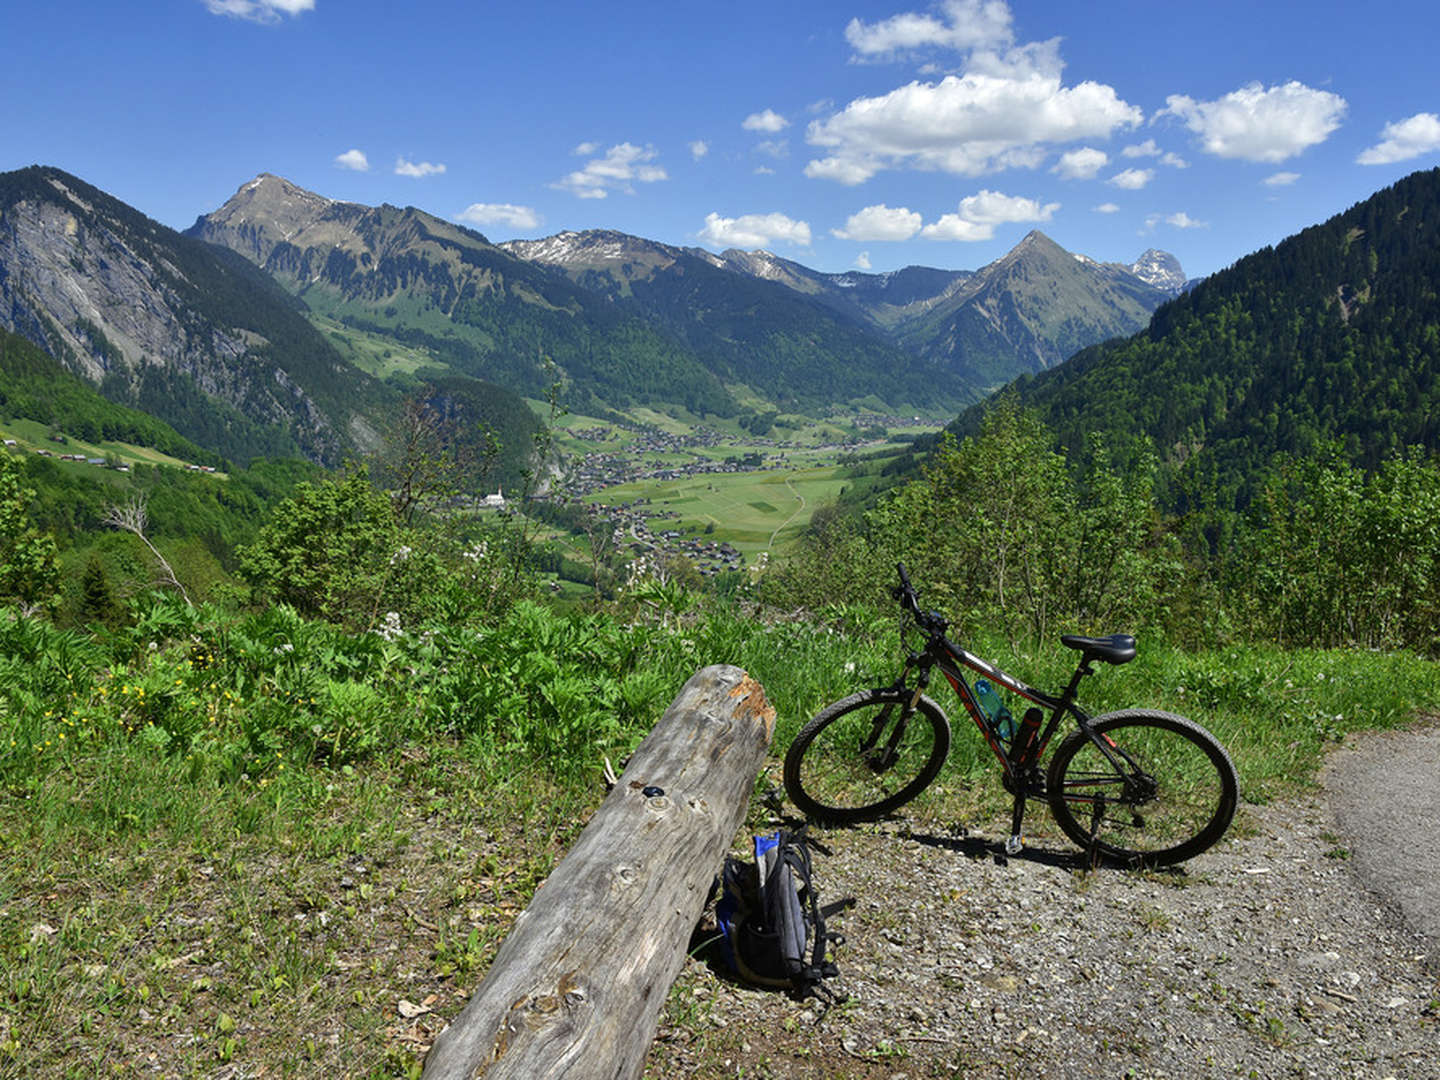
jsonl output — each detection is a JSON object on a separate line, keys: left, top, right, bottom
{"left": 1060, "top": 633, "right": 1137, "bottom": 665}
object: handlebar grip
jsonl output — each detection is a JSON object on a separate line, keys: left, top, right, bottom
{"left": 894, "top": 562, "right": 921, "bottom": 614}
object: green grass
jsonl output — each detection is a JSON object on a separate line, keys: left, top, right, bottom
{"left": 0, "top": 418, "right": 220, "bottom": 476}
{"left": 588, "top": 462, "right": 881, "bottom": 558}
{"left": 3, "top": 596, "right": 1437, "bottom": 1077}
{"left": 310, "top": 314, "right": 444, "bottom": 380}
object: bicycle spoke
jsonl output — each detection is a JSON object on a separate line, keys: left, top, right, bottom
{"left": 785, "top": 689, "right": 950, "bottom": 823}
{"left": 1048, "top": 711, "right": 1237, "bottom": 865}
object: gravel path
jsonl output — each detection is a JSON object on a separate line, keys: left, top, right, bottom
{"left": 646, "top": 723, "right": 1440, "bottom": 1079}
{"left": 1325, "top": 724, "right": 1440, "bottom": 968}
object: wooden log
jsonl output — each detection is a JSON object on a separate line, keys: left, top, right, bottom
{"left": 423, "top": 663, "right": 775, "bottom": 1080}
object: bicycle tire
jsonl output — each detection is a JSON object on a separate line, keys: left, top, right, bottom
{"left": 1046, "top": 709, "right": 1238, "bottom": 867}
{"left": 784, "top": 688, "right": 951, "bottom": 824}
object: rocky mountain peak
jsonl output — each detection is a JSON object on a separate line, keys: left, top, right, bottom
{"left": 1130, "top": 248, "right": 1188, "bottom": 293}
{"left": 500, "top": 229, "right": 681, "bottom": 270}
{"left": 209, "top": 173, "right": 336, "bottom": 227}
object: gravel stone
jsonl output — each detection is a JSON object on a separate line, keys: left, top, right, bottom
{"left": 647, "top": 733, "right": 1440, "bottom": 1079}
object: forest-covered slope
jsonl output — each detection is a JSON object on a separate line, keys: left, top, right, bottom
{"left": 970, "top": 167, "right": 1440, "bottom": 507}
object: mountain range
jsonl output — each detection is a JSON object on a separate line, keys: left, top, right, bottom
{"left": 2, "top": 164, "right": 1184, "bottom": 468}
{"left": 498, "top": 226, "right": 1181, "bottom": 391}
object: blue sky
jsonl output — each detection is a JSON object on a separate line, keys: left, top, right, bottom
{"left": 5, "top": 0, "right": 1438, "bottom": 280}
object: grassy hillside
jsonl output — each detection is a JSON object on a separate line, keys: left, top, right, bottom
{"left": 1, "top": 329, "right": 222, "bottom": 468}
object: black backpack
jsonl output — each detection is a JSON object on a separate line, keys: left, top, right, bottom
{"left": 715, "top": 828, "right": 851, "bottom": 999}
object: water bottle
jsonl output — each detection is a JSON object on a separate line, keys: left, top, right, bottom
{"left": 974, "top": 678, "right": 1016, "bottom": 740}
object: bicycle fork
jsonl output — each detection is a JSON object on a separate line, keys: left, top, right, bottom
{"left": 863, "top": 662, "right": 932, "bottom": 772}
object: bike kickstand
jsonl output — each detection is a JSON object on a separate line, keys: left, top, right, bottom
{"left": 1005, "top": 791, "right": 1027, "bottom": 856}
{"left": 1086, "top": 799, "right": 1106, "bottom": 869}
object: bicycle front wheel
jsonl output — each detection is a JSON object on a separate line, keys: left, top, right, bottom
{"left": 784, "top": 688, "right": 951, "bottom": 824}
{"left": 1046, "top": 710, "right": 1238, "bottom": 867}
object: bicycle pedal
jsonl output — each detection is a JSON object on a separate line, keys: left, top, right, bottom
{"left": 1004, "top": 834, "right": 1024, "bottom": 856}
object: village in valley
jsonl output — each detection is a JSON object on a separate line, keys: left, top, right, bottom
{"left": 538, "top": 411, "right": 943, "bottom": 579}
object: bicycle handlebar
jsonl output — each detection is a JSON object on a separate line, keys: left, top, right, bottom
{"left": 894, "top": 562, "right": 946, "bottom": 635}
{"left": 893, "top": 562, "right": 918, "bottom": 611}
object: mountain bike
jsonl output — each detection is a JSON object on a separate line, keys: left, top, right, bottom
{"left": 783, "top": 564, "right": 1238, "bottom": 867}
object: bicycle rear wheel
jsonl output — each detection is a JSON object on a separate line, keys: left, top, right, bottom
{"left": 784, "top": 688, "right": 951, "bottom": 824}
{"left": 1046, "top": 710, "right": 1238, "bottom": 867}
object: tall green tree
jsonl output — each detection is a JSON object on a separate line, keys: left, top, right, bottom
{"left": 238, "top": 467, "right": 418, "bottom": 626}
{"left": 0, "top": 453, "right": 61, "bottom": 614}
{"left": 1232, "top": 448, "right": 1440, "bottom": 652}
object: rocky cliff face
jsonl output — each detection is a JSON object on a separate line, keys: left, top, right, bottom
{"left": 896, "top": 230, "right": 1173, "bottom": 385}
{"left": 0, "top": 166, "right": 370, "bottom": 464}
{"left": 1, "top": 173, "right": 248, "bottom": 383}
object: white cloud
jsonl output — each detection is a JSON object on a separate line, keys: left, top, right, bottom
{"left": 844, "top": 0, "right": 1014, "bottom": 59}
{"left": 203, "top": 0, "right": 313, "bottom": 23}
{"left": 553, "top": 143, "right": 668, "bottom": 199}
{"left": 573, "top": 141, "right": 600, "bottom": 156}
{"left": 1357, "top": 112, "right": 1440, "bottom": 165}
{"left": 1264, "top": 171, "right": 1301, "bottom": 186}
{"left": 1122, "top": 140, "right": 1185, "bottom": 167}
{"left": 755, "top": 139, "right": 790, "bottom": 159}
{"left": 804, "top": 155, "right": 880, "bottom": 185}
{"left": 455, "top": 203, "right": 541, "bottom": 230}
{"left": 689, "top": 140, "right": 710, "bottom": 160}
{"left": 334, "top": 149, "right": 369, "bottom": 172}
{"left": 1146, "top": 211, "right": 1207, "bottom": 230}
{"left": 1109, "top": 167, "right": 1153, "bottom": 190}
{"left": 1093, "top": 202, "right": 1121, "bottom": 214}
{"left": 920, "top": 188, "right": 1058, "bottom": 241}
{"left": 698, "top": 211, "right": 811, "bottom": 249}
{"left": 854, "top": 251, "right": 873, "bottom": 270}
{"left": 1053, "top": 147, "right": 1108, "bottom": 180}
{"left": 805, "top": 68, "right": 1141, "bottom": 184}
{"left": 1159, "top": 81, "right": 1346, "bottom": 163}
{"left": 754, "top": 165, "right": 776, "bottom": 175}
{"left": 960, "top": 189, "right": 1059, "bottom": 224}
{"left": 832, "top": 204, "right": 923, "bottom": 242}
{"left": 395, "top": 157, "right": 446, "bottom": 178}
{"left": 920, "top": 214, "right": 993, "bottom": 241}
{"left": 743, "top": 109, "right": 790, "bottom": 133}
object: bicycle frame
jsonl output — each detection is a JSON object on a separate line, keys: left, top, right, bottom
{"left": 890, "top": 563, "right": 1128, "bottom": 854}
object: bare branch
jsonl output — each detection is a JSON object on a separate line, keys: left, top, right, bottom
{"left": 104, "top": 495, "right": 192, "bottom": 607}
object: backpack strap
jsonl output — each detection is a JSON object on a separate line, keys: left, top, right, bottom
{"left": 781, "top": 829, "right": 854, "bottom": 996}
